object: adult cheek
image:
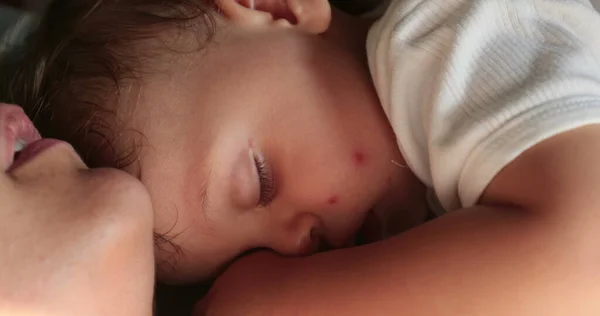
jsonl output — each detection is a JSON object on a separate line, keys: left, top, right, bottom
{"left": 1, "top": 193, "right": 155, "bottom": 316}
{"left": 80, "top": 169, "right": 156, "bottom": 316}
{"left": 81, "top": 217, "right": 155, "bottom": 316}
{"left": 46, "top": 169, "right": 156, "bottom": 316}
{"left": 31, "top": 218, "right": 156, "bottom": 316}
{"left": 3, "top": 148, "right": 155, "bottom": 315}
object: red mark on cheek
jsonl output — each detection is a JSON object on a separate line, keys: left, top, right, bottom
{"left": 353, "top": 151, "right": 366, "bottom": 165}
{"left": 327, "top": 195, "right": 339, "bottom": 205}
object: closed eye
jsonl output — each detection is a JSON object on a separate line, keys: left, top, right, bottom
{"left": 253, "top": 153, "right": 275, "bottom": 207}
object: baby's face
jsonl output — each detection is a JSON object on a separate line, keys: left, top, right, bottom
{"left": 125, "top": 15, "right": 425, "bottom": 283}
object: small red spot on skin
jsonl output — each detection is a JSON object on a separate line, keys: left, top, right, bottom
{"left": 327, "top": 195, "right": 339, "bottom": 205}
{"left": 353, "top": 151, "right": 366, "bottom": 165}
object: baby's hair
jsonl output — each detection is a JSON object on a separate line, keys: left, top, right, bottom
{"left": 0, "top": 0, "right": 216, "bottom": 168}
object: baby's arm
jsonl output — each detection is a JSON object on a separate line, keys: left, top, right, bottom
{"left": 198, "top": 125, "right": 600, "bottom": 315}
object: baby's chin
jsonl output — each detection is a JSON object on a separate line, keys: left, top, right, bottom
{"left": 366, "top": 183, "right": 429, "bottom": 241}
{"left": 354, "top": 210, "right": 384, "bottom": 245}
{"left": 353, "top": 208, "right": 417, "bottom": 244}
{"left": 364, "top": 161, "right": 429, "bottom": 241}
{"left": 353, "top": 206, "right": 426, "bottom": 246}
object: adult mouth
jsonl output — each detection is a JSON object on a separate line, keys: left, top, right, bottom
{"left": 0, "top": 104, "right": 64, "bottom": 172}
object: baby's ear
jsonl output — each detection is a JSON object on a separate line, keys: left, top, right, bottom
{"left": 214, "top": 0, "right": 331, "bottom": 34}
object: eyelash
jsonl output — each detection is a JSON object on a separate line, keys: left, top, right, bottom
{"left": 253, "top": 153, "right": 275, "bottom": 207}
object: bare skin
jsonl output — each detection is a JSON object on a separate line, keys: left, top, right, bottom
{"left": 0, "top": 103, "right": 155, "bottom": 316}
{"left": 187, "top": 0, "right": 600, "bottom": 314}
{"left": 197, "top": 124, "right": 600, "bottom": 316}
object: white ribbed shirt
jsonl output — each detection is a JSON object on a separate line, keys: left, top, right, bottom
{"left": 367, "top": 0, "right": 600, "bottom": 213}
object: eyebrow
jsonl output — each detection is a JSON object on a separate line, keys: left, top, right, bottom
{"left": 197, "top": 164, "right": 213, "bottom": 224}
{"left": 199, "top": 180, "right": 210, "bottom": 221}
{"left": 183, "top": 156, "right": 214, "bottom": 225}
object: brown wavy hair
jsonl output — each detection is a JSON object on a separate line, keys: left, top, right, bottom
{"left": 0, "top": 0, "right": 216, "bottom": 168}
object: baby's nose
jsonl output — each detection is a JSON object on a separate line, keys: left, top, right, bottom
{"left": 269, "top": 212, "right": 321, "bottom": 256}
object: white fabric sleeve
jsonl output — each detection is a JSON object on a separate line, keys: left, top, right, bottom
{"left": 367, "top": 0, "right": 600, "bottom": 211}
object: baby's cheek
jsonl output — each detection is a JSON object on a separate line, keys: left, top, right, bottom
{"left": 320, "top": 149, "right": 369, "bottom": 208}
{"left": 353, "top": 150, "right": 367, "bottom": 166}
{"left": 326, "top": 195, "right": 339, "bottom": 205}
{"left": 283, "top": 146, "right": 374, "bottom": 214}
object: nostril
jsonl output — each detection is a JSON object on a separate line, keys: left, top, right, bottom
{"left": 270, "top": 212, "right": 323, "bottom": 256}
{"left": 310, "top": 227, "right": 318, "bottom": 240}
{"left": 296, "top": 228, "right": 320, "bottom": 255}
{"left": 318, "top": 239, "right": 334, "bottom": 252}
